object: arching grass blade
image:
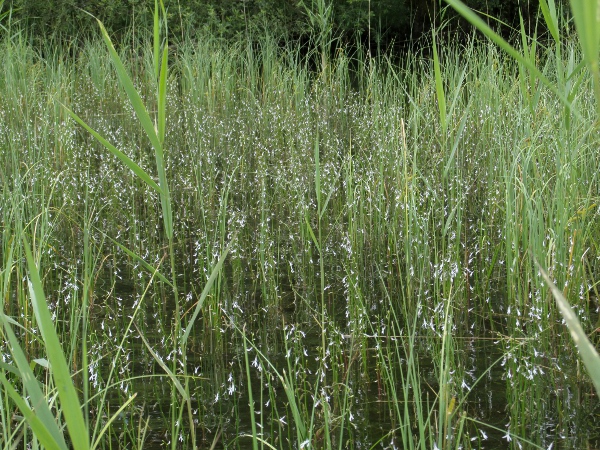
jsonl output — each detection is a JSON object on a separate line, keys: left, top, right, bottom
{"left": 23, "top": 236, "right": 90, "bottom": 450}
{"left": 62, "top": 104, "right": 162, "bottom": 194}
{"left": 536, "top": 260, "right": 600, "bottom": 396}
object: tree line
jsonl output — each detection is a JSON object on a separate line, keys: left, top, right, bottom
{"left": 3, "top": 0, "right": 558, "bottom": 47}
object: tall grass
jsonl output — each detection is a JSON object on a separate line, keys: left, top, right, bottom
{"left": 0, "top": 3, "right": 599, "bottom": 449}
{"left": 446, "top": 0, "right": 600, "bottom": 434}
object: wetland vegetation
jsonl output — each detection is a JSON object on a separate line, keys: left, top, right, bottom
{"left": 1, "top": 0, "right": 599, "bottom": 449}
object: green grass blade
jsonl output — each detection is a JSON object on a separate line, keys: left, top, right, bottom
{"left": 134, "top": 325, "right": 189, "bottom": 401}
{"left": 23, "top": 237, "right": 90, "bottom": 450}
{"left": 0, "top": 362, "right": 21, "bottom": 377}
{"left": 156, "top": 152, "right": 172, "bottom": 240}
{"left": 303, "top": 216, "right": 320, "bottom": 253}
{"left": 153, "top": 0, "right": 160, "bottom": 80}
{"left": 97, "top": 14, "right": 173, "bottom": 240}
{"left": 62, "top": 104, "right": 162, "bottom": 194}
{"left": 281, "top": 370, "right": 307, "bottom": 442}
{"left": 446, "top": 64, "right": 467, "bottom": 122}
{"left": 240, "top": 435, "right": 278, "bottom": 450}
{"left": 442, "top": 109, "right": 468, "bottom": 179}
{"left": 154, "top": 1, "right": 172, "bottom": 240}
{"left": 536, "top": 261, "right": 600, "bottom": 396}
{"left": 238, "top": 328, "right": 307, "bottom": 443}
{"left": 1, "top": 240, "right": 66, "bottom": 448}
{"left": 0, "top": 373, "right": 65, "bottom": 450}
{"left": 314, "top": 137, "right": 321, "bottom": 215}
{"left": 432, "top": 31, "right": 447, "bottom": 135}
{"left": 243, "top": 330, "right": 259, "bottom": 450}
{"left": 569, "top": 0, "right": 600, "bottom": 67}
{"left": 539, "top": 0, "right": 560, "bottom": 44}
{"left": 0, "top": 313, "right": 68, "bottom": 449}
{"left": 96, "top": 20, "right": 163, "bottom": 157}
{"left": 466, "top": 416, "right": 546, "bottom": 449}
{"left": 157, "top": 44, "right": 168, "bottom": 145}
{"left": 156, "top": 0, "right": 168, "bottom": 145}
{"left": 91, "top": 393, "right": 137, "bottom": 450}
{"left": 180, "top": 241, "right": 232, "bottom": 347}
{"left": 2, "top": 313, "right": 26, "bottom": 329}
{"left": 569, "top": 0, "right": 600, "bottom": 112}
{"left": 105, "top": 236, "right": 172, "bottom": 287}
{"left": 0, "top": 0, "right": 11, "bottom": 32}
{"left": 319, "top": 187, "right": 335, "bottom": 220}
{"left": 444, "top": 0, "right": 575, "bottom": 113}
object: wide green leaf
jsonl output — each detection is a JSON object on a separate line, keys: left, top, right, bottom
{"left": 0, "top": 236, "right": 67, "bottom": 449}
{"left": 23, "top": 237, "right": 90, "bottom": 450}
{"left": 156, "top": 4, "right": 168, "bottom": 145}
{"left": 538, "top": 0, "right": 560, "bottom": 44}
{"left": 157, "top": 43, "right": 168, "bottom": 145}
{"left": 0, "top": 312, "right": 68, "bottom": 450}
{"left": 569, "top": 0, "right": 600, "bottom": 68}
{"left": 96, "top": 1, "right": 173, "bottom": 241}
{"left": 96, "top": 20, "right": 163, "bottom": 159}
{"left": 569, "top": 0, "right": 600, "bottom": 112}
{"left": 0, "top": 361, "right": 21, "bottom": 377}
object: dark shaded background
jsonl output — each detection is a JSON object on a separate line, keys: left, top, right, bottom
{"left": 2, "top": 0, "right": 564, "bottom": 49}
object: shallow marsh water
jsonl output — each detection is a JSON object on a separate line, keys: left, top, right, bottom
{"left": 1, "top": 31, "right": 599, "bottom": 449}
{"left": 92, "top": 281, "right": 598, "bottom": 449}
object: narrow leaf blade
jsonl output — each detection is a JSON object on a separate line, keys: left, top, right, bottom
{"left": 537, "top": 262, "right": 600, "bottom": 396}
{"left": 181, "top": 241, "right": 232, "bottom": 346}
{"left": 432, "top": 32, "right": 447, "bottom": 134}
{"left": 0, "top": 373, "right": 65, "bottom": 450}
{"left": 539, "top": 0, "right": 560, "bottom": 44}
{"left": 0, "top": 313, "right": 68, "bottom": 449}
{"left": 63, "top": 104, "right": 162, "bottom": 194}
{"left": 444, "top": 0, "right": 574, "bottom": 113}
{"left": 23, "top": 237, "right": 90, "bottom": 450}
{"left": 97, "top": 20, "right": 163, "bottom": 156}
{"left": 157, "top": 43, "right": 168, "bottom": 145}
{"left": 134, "top": 325, "right": 188, "bottom": 400}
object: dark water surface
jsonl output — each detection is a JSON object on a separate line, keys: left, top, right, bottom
{"left": 90, "top": 275, "right": 599, "bottom": 450}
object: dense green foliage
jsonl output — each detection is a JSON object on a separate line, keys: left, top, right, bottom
{"left": 3, "top": 0, "right": 562, "bottom": 44}
{"left": 1, "top": 4, "right": 600, "bottom": 444}
{"left": 2, "top": 0, "right": 600, "bottom": 448}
